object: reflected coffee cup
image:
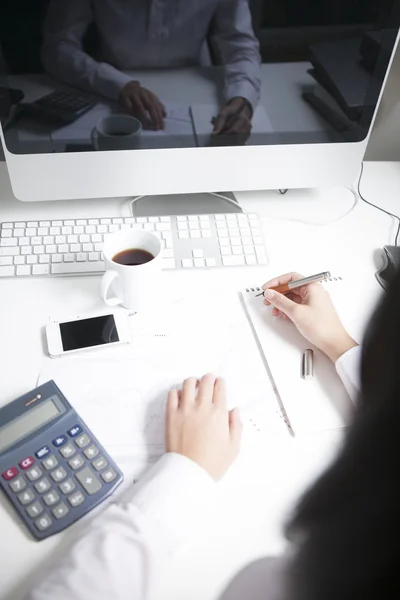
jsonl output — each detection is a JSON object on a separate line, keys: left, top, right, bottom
{"left": 92, "top": 115, "right": 142, "bottom": 151}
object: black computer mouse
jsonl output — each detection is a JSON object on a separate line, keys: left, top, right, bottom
{"left": 376, "top": 245, "right": 400, "bottom": 289}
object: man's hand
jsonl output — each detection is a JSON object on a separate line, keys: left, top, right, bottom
{"left": 262, "top": 272, "right": 358, "bottom": 363}
{"left": 119, "top": 81, "right": 166, "bottom": 130}
{"left": 166, "top": 374, "right": 242, "bottom": 481}
{"left": 212, "top": 97, "right": 252, "bottom": 139}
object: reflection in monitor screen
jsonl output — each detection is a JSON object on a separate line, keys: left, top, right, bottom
{"left": 0, "top": 1, "right": 399, "bottom": 155}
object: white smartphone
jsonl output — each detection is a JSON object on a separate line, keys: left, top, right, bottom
{"left": 46, "top": 312, "right": 132, "bottom": 358}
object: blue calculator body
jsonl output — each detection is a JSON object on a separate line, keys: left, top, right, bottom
{"left": 0, "top": 381, "right": 123, "bottom": 540}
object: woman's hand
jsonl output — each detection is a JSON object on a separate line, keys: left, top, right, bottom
{"left": 262, "top": 272, "right": 358, "bottom": 362}
{"left": 166, "top": 374, "right": 242, "bottom": 481}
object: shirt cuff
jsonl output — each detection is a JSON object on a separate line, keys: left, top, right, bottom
{"left": 120, "top": 453, "right": 216, "bottom": 551}
{"left": 226, "top": 80, "right": 260, "bottom": 112}
{"left": 94, "top": 65, "right": 133, "bottom": 101}
{"left": 335, "top": 345, "right": 362, "bottom": 403}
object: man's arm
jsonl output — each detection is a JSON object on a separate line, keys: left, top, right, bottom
{"left": 41, "top": 0, "right": 132, "bottom": 101}
{"left": 27, "top": 454, "right": 215, "bottom": 600}
{"left": 211, "top": 0, "right": 261, "bottom": 112}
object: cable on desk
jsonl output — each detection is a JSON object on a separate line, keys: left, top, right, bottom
{"left": 357, "top": 161, "right": 400, "bottom": 246}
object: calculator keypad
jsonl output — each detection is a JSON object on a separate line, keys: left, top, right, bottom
{"left": 2, "top": 420, "right": 121, "bottom": 539}
{"left": 34, "top": 477, "right": 51, "bottom": 494}
{"left": 10, "top": 476, "right": 26, "bottom": 493}
{"left": 50, "top": 467, "right": 67, "bottom": 483}
{"left": 18, "top": 489, "right": 35, "bottom": 505}
{"left": 43, "top": 490, "right": 60, "bottom": 506}
{"left": 42, "top": 455, "right": 59, "bottom": 470}
{"left": 26, "top": 466, "right": 43, "bottom": 482}
{"left": 75, "top": 434, "right": 90, "bottom": 449}
{"left": 60, "top": 443, "right": 76, "bottom": 459}
{"left": 26, "top": 501, "right": 44, "bottom": 518}
{"left": 68, "top": 455, "right": 85, "bottom": 470}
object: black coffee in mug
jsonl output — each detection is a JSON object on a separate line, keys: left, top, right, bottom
{"left": 112, "top": 248, "right": 154, "bottom": 266}
{"left": 108, "top": 131, "right": 129, "bottom": 137}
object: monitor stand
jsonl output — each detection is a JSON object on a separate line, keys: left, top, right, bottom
{"left": 130, "top": 192, "right": 242, "bottom": 218}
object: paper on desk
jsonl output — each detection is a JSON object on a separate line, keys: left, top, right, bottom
{"left": 191, "top": 103, "right": 274, "bottom": 146}
{"left": 38, "top": 291, "right": 286, "bottom": 461}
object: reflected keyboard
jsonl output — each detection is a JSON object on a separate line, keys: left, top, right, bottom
{"left": 0, "top": 213, "right": 268, "bottom": 278}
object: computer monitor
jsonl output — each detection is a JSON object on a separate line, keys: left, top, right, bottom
{"left": 0, "top": 1, "right": 399, "bottom": 202}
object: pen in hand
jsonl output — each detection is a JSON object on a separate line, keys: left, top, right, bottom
{"left": 255, "top": 271, "right": 331, "bottom": 297}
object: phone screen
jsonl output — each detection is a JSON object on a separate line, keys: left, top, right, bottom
{"left": 60, "top": 315, "right": 119, "bottom": 352}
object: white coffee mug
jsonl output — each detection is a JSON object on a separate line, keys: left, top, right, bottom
{"left": 92, "top": 115, "right": 142, "bottom": 151}
{"left": 100, "top": 229, "right": 162, "bottom": 311}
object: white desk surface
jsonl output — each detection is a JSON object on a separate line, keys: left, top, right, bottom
{"left": 0, "top": 160, "right": 399, "bottom": 600}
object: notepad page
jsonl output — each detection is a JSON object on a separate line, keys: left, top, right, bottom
{"left": 241, "top": 284, "right": 354, "bottom": 435}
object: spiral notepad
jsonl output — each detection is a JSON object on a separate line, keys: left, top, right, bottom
{"left": 240, "top": 278, "right": 354, "bottom": 435}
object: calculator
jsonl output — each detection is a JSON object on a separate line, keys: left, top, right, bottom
{"left": 23, "top": 91, "right": 96, "bottom": 124}
{"left": 0, "top": 381, "right": 123, "bottom": 540}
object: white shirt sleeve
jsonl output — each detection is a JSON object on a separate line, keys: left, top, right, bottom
{"left": 27, "top": 453, "right": 215, "bottom": 600}
{"left": 212, "top": 0, "right": 261, "bottom": 110}
{"left": 335, "top": 345, "right": 362, "bottom": 403}
{"left": 41, "top": 0, "right": 132, "bottom": 101}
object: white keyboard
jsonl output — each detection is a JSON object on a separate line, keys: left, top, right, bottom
{"left": 0, "top": 213, "right": 268, "bottom": 278}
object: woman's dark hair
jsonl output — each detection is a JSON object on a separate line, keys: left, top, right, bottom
{"left": 286, "top": 271, "right": 400, "bottom": 600}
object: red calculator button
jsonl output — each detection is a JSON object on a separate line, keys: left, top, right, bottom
{"left": 2, "top": 467, "right": 18, "bottom": 480}
{"left": 19, "top": 457, "right": 35, "bottom": 470}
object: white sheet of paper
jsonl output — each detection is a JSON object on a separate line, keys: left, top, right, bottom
{"left": 38, "top": 291, "right": 286, "bottom": 461}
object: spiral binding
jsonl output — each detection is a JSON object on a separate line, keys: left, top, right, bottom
{"left": 245, "top": 276, "right": 343, "bottom": 294}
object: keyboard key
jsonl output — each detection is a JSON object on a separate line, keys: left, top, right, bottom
{"left": 0, "top": 247, "right": 19, "bottom": 256}
{"left": 101, "top": 468, "right": 117, "bottom": 483}
{"left": 39, "top": 221, "right": 51, "bottom": 227}
{"left": 68, "top": 490, "right": 85, "bottom": 507}
{"left": 202, "top": 231, "right": 212, "bottom": 238}
{"left": 0, "top": 256, "right": 12, "bottom": 266}
{"left": 76, "top": 253, "right": 87, "bottom": 262}
{"left": 14, "top": 256, "right": 25, "bottom": 265}
{"left": 50, "top": 227, "right": 60, "bottom": 235}
{"left": 75, "top": 466, "right": 102, "bottom": 495}
{"left": 244, "top": 246, "right": 255, "bottom": 255}
{"left": 89, "top": 252, "right": 100, "bottom": 262}
{"left": 0, "top": 266, "right": 15, "bottom": 277}
{"left": 52, "top": 502, "right": 69, "bottom": 519}
{"left": 192, "top": 249, "right": 203, "bottom": 258}
{"left": 68, "top": 235, "right": 78, "bottom": 244}
{"left": 1, "top": 223, "right": 13, "bottom": 228}
{"left": 18, "top": 489, "right": 35, "bottom": 505}
{"left": 233, "top": 247, "right": 244, "bottom": 256}
{"left": 162, "top": 258, "right": 175, "bottom": 269}
{"left": 51, "top": 255, "right": 62, "bottom": 263}
{"left": 43, "top": 490, "right": 60, "bottom": 506}
{"left": 35, "top": 477, "right": 51, "bottom": 494}
{"left": 53, "top": 435, "right": 68, "bottom": 448}
{"left": 46, "top": 245, "right": 57, "bottom": 254}
{"left": 222, "top": 255, "right": 245, "bottom": 266}
{"left": 84, "top": 445, "right": 99, "bottom": 460}
{"left": 156, "top": 223, "right": 171, "bottom": 231}
{"left": 200, "top": 221, "right": 210, "bottom": 229}
{"left": 34, "top": 514, "right": 52, "bottom": 531}
{"left": 14, "top": 222, "right": 26, "bottom": 228}
{"left": 60, "top": 443, "right": 76, "bottom": 459}
{"left": 63, "top": 254, "right": 75, "bottom": 263}
{"left": 92, "top": 234, "right": 102, "bottom": 243}
{"left": 176, "top": 216, "right": 187, "bottom": 222}
{"left": 253, "top": 236, "right": 264, "bottom": 246}
{"left": 255, "top": 247, "right": 267, "bottom": 264}
{"left": 206, "top": 258, "right": 217, "bottom": 267}
{"left": 0, "top": 229, "right": 12, "bottom": 238}
{"left": 59, "top": 479, "right": 76, "bottom": 494}
{"left": 221, "top": 247, "right": 232, "bottom": 256}
{"left": 188, "top": 215, "right": 198, "bottom": 221}
{"left": 241, "top": 236, "right": 252, "bottom": 246}
{"left": 38, "top": 227, "right": 48, "bottom": 236}
{"left": 92, "top": 456, "right": 108, "bottom": 471}
{"left": 19, "top": 237, "right": 30, "bottom": 246}
{"left": 26, "top": 256, "right": 38, "bottom": 265}
{"left": 27, "top": 501, "right": 44, "bottom": 518}
{"left": 194, "top": 258, "right": 205, "bottom": 268}
{"left": 182, "top": 259, "right": 193, "bottom": 268}
{"left": 79, "top": 234, "right": 90, "bottom": 243}
{"left": 39, "top": 255, "right": 50, "bottom": 264}
{"left": 10, "top": 476, "right": 26, "bottom": 492}
{"left": 51, "top": 261, "right": 104, "bottom": 274}
{"left": 33, "top": 246, "right": 45, "bottom": 255}
{"left": 42, "top": 455, "right": 59, "bottom": 470}
{"left": 0, "top": 238, "right": 18, "bottom": 247}
{"left": 190, "top": 231, "right": 201, "bottom": 239}
{"left": 21, "top": 247, "right": 32, "bottom": 255}
{"left": 68, "top": 455, "right": 85, "bottom": 470}
{"left": 56, "top": 236, "right": 66, "bottom": 244}
{"left": 245, "top": 255, "right": 257, "bottom": 265}
{"left": 32, "top": 265, "right": 50, "bottom": 276}
{"left": 217, "top": 229, "right": 229, "bottom": 238}
{"left": 51, "top": 467, "right": 67, "bottom": 483}
{"left": 178, "top": 231, "right": 189, "bottom": 239}
{"left": 189, "top": 222, "right": 199, "bottom": 230}
{"left": 82, "top": 243, "right": 93, "bottom": 252}
{"left": 13, "top": 229, "right": 24, "bottom": 238}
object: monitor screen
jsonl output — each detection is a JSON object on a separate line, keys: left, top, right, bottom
{"left": 0, "top": 1, "right": 399, "bottom": 156}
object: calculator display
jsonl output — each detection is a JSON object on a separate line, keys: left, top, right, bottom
{"left": 0, "top": 400, "right": 61, "bottom": 453}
